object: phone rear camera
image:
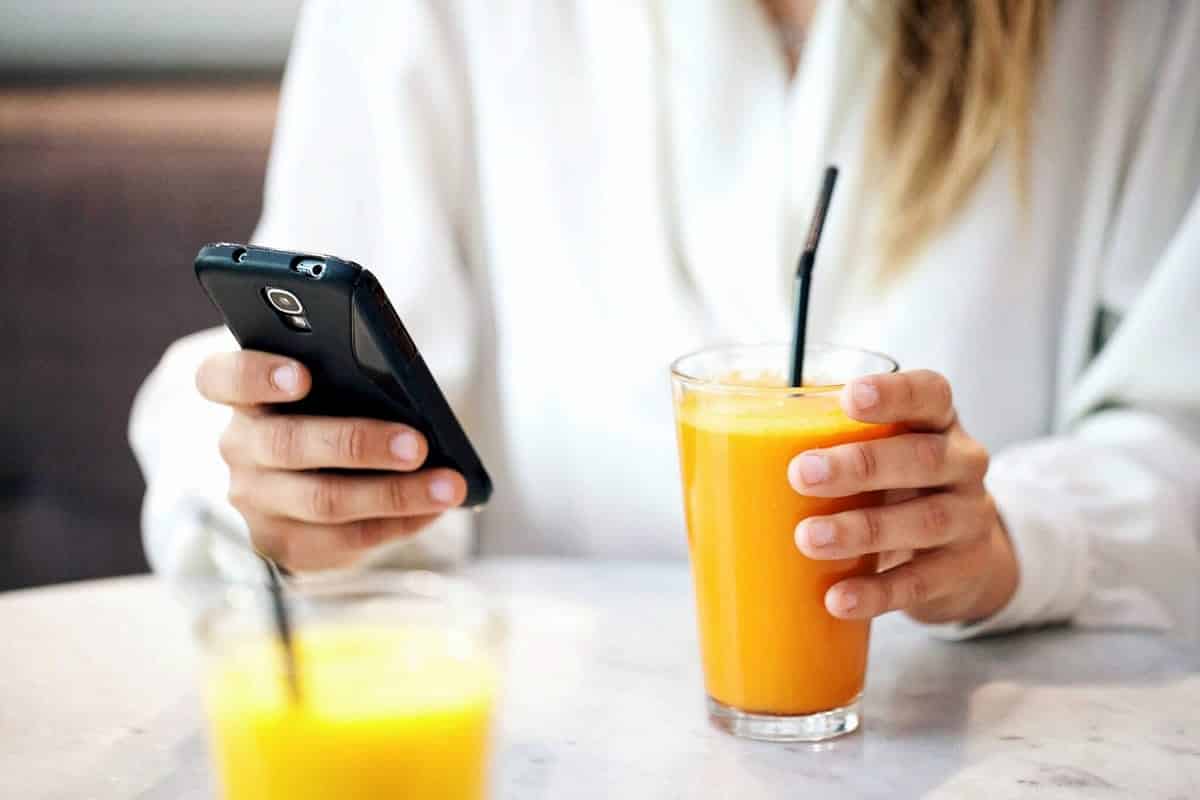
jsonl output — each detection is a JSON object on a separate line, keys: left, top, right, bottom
{"left": 265, "top": 287, "right": 304, "bottom": 315}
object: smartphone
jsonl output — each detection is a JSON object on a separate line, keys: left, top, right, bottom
{"left": 194, "top": 242, "right": 492, "bottom": 507}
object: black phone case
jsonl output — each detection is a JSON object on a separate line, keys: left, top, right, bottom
{"left": 195, "top": 243, "right": 492, "bottom": 507}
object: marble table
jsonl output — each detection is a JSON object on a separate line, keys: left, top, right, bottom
{"left": 2, "top": 559, "right": 1198, "bottom": 799}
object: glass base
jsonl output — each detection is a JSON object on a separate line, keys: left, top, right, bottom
{"left": 707, "top": 694, "right": 861, "bottom": 742}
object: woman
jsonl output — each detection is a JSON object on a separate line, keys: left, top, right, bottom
{"left": 131, "top": 0, "right": 1200, "bottom": 637}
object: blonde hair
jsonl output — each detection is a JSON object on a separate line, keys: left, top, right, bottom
{"left": 866, "top": 0, "right": 1053, "bottom": 275}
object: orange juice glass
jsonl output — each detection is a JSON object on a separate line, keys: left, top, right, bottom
{"left": 197, "top": 572, "right": 504, "bottom": 800}
{"left": 671, "top": 343, "right": 900, "bottom": 742}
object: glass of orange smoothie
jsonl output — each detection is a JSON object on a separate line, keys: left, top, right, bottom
{"left": 197, "top": 572, "right": 504, "bottom": 800}
{"left": 671, "top": 343, "right": 901, "bottom": 742}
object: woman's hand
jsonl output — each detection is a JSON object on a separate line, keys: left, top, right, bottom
{"left": 789, "top": 370, "right": 1018, "bottom": 625}
{"left": 195, "top": 350, "right": 466, "bottom": 572}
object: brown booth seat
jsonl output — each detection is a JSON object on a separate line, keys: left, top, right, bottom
{"left": 0, "top": 80, "right": 278, "bottom": 589}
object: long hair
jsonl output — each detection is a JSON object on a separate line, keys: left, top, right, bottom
{"left": 865, "top": 0, "right": 1053, "bottom": 275}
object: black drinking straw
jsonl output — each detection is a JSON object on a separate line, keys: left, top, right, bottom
{"left": 197, "top": 505, "right": 302, "bottom": 704}
{"left": 258, "top": 554, "right": 302, "bottom": 705}
{"left": 789, "top": 166, "right": 840, "bottom": 387}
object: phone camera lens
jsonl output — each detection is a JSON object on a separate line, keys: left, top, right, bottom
{"left": 265, "top": 288, "right": 304, "bottom": 315}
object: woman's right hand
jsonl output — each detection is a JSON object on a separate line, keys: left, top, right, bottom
{"left": 195, "top": 350, "right": 467, "bottom": 572}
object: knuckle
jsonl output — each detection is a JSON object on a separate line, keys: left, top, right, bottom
{"left": 921, "top": 496, "right": 951, "bottom": 540}
{"left": 336, "top": 422, "right": 368, "bottom": 464}
{"left": 898, "top": 373, "right": 918, "bottom": 411}
{"left": 386, "top": 477, "right": 413, "bottom": 513}
{"left": 861, "top": 508, "right": 885, "bottom": 550}
{"left": 967, "top": 442, "right": 991, "bottom": 481}
{"left": 341, "top": 520, "right": 376, "bottom": 551}
{"left": 268, "top": 418, "right": 300, "bottom": 466}
{"left": 850, "top": 442, "right": 878, "bottom": 482}
{"left": 308, "top": 480, "right": 341, "bottom": 520}
{"left": 914, "top": 435, "right": 945, "bottom": 475}
{"left": 931, "top": 372, "right": 954, "bottom": 412}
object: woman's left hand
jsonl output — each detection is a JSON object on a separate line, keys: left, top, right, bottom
{"left": 789, "top": 370, "right": 1019, "bottom": 625}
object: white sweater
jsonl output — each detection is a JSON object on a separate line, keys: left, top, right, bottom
{"left": 130, "top": 0, "right": 1200, "bottom": 637}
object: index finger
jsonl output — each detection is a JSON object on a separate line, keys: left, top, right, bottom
{"left": 839, "top": 369, "right": 956, "bottom": 431}
{"left": 195, "top": 350, "right": 311, "bottom": 406}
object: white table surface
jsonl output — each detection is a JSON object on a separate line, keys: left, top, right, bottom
{"left": 2, "top": 558, "right": 1198, "bottom": 799}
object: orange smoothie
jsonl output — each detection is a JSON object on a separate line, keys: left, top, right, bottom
{"left": 676, "top": 386, "right": 900, "bottom": 716}
{"left": 205, "top": 624, "right": 499, "bottom": 800}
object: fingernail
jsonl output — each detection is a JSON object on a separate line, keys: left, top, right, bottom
{"left": 390, "top": 431, "right": 419, "bottom": 462}
{"left": 805, "top": 520, "right": 836, "bottom": 547}
{"left": 851, "top": 380, "right": 879, "bottom": 410}
{"left": 798, "top": 454, "right": 830, "bottom": 485}
{"left": 429, "top": 477, "right": 456, "bottom": 504}
{"left": 829, "top": 587, "right": 859, "bottom": 615}
{"left": 271, "top": 364, "right": 299, "bottom": 394}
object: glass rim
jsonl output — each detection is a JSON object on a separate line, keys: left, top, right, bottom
{"left": 669, "top": 342, "right": 899, "bottom": 394}
{"left": 191, "top": 567, "right": 486, "bottom": 598}
{"left": 192, "top": 569, "right": 502, "bottom": 645}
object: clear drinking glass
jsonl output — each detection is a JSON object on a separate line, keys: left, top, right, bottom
{"left": 196, "top": 571, "right": 504, "bottom": 799}
{"left": 671, "top": 343, "right": 901, "bottom": 742}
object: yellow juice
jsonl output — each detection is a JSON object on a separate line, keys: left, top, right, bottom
{"left": 676, "top": 387, "right": 900, "bottom": 715}
{"left": 205, "top": 625, "right": 498, "bottom": 800}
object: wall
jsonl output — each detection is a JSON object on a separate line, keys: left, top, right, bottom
{"left": 0, "top": 0, "right": 303, "bottom": 70}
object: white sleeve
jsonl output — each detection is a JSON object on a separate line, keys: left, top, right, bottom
{"left": 937, "top": 410, "right": 1200, "bottom": 640}
{"left": 129, "top": 327, "right": 251, "bottom": 580}
{"left": 129, "top": 0, "right": 479, "bottom": 580}
{"left": 934, "top": 188, "right": 1200, "bottom": 640}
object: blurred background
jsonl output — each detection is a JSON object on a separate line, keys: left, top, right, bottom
{"left": 1, "top": 2, "right": 820, "bottom": 591}
{"left": 0, "top": 1, "right": 304, "bottom": 589}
